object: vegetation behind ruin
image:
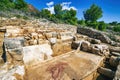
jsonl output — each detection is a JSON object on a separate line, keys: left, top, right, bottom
{"left": 0, "top": 0, "right": 120, "bottom": 33}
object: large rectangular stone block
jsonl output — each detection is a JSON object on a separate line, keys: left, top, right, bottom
{"left": 4, "top": 37, "right": 24, "bottom": 49}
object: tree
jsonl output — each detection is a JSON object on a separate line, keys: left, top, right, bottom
{"left": 0, "top": 0, "right": 14, "bottom": 10}
{"left": 62, "top": 9, "right": 77, "bottom": 25}
{"left": 78, "top": 19, "right": 85, "bottom": 26}
{"left": 109, "top": 21, "right": 118, "bottom": 26}
{"left": 40, "top": 9, "right": 51, "bottom": 18}
{"left": 54, "top": 4, "right": 62, "bottom": 15}
{"left": 98, "top": 21, "right": 106, "bottom": 31}
{"left": 113, "top": 25, "right": 120, "bottom": 32}
{"left": 54, "top": 4, "right": 62, "bottom": 19}
{"left": 83, "top": 4, "right": 103, "bottom": 22}
{"left": 14, "top": 0, "right": 28, "bottom": 10}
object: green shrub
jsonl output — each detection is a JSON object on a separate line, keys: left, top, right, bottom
{"left": 15, "top": 14, "right": 22, "bottom": 18}
{"left": 98, "top": 21, "right": 106, "bottom": 31}
{"left": 113, "top": 25, "right": 120, "bottom": 32}
{"left": 86, "top": 21, "right": 99, "bottom": 29}
{"left": 23, "top": 16, "right": 29, "bottom": 20}
{"left": 78, "top": 20, "right": 85, "bottom": 26}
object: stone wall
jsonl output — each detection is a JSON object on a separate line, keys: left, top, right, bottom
{"left": 0, "top": 29, "right": 6, "bottom": 64}
{"left": 77, "top": 27, "right": 111, "bottom": 44}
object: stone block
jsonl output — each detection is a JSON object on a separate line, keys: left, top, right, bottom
{"left": 4, "top": 37, "right": 24, "bottom": 49}
{"left": 22, "top": 44, "right": 53, "bottom": 65}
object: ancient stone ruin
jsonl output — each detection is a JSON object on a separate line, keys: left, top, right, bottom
{"left": 0, "top": 19, "right": 120, "bottom": 80}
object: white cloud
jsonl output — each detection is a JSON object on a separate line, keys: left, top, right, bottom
{"left": 45, "top": 1, "right": 55, "bottom": 14}
{"left": 45, "top": 1, "right": 77, "bottom": 14}
{"left": 46, "top": 1, "right": 54, "bottom": 6}
{"left": 61, "top": 2, "right": 71, "bottom": 6}
{"left": 45, "top": 6, "right": 54, "bottom": 14}
{"left": 61, "top": 2, "right": 77, "bottom": 10}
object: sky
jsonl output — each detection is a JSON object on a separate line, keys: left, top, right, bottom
{"left": 25, "top": 0, "right": 120, "bottom": 23}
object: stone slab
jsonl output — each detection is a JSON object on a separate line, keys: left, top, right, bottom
{"left": 4, "top": 37, "right": 24, "bottom": 49}
{"left": 24, "top": 51, "right": 104, "bottom": 80}
{"left": 22, "top": 44, "right": 53, "bottom": 65}
{"left": 114, "top": 62, "right": 120, "bottom": 80}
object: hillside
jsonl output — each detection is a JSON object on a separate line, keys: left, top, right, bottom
{"left": 27, "top": 4, "right": 39, "bottom": 13}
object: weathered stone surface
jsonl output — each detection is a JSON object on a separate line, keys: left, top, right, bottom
{"left": 0, "top": 66, "right": 25, "bottom": 80}
{"left": 0, "top": 32, "right": 5, "bottom": 65}
{"left": 52, "top": 41, "right": 72, "bottom": 57}
{"left": 4, "top": 37, "right": 24, "bottom": 49}
{"left": 22, "top": 44, "right": 53, "bottom": 65}
{"left": 49, "top": 38, "right": 57, "bottom": 44}
{"left": 6, "top": 48, "right": 23, "bottom": 64}
{"left": 97, "top": 67, "right": 115, "bottom": 78}
{"left": 77, "top": 27, "right": 111, "bottom": 44}
{"left": 81, "top": 41, "right": 91, "bottom": 52}
{"left": 109, "top": 56, "right": 119, "bottom": 67}
{"left": 30, "top": 32, "right": 38, "bottom": 39}
{"left": 45, "top": 32, "right": 53, "bottom": 39}
{"left": 114, "top": 62, "right": 120, "bottom": 80}
{"left": 29, "top": 39, "right": 38, "bottom": 45}
{"left": 92, "top": 44, "right": 109, "bottom": 56}
{"left": 6, "top": 29, "right": 24, "bottom": 37}
{"left": 60, "top": 32, "right": 74, "bottom": 42}
{"left": 24, "top": 51, "right": 104, "bottom": 80}
{"left": 0, "top": 57, "right": 4, "bottom": 66}
{"left": 111, "top": 52, "right": 120, "bottom": 56}
{"left": 71, "top": 41, "right": 80, "bottom": 49}
{"left": 89, "top": 38, "right": 101, "bottom": 44}
{"left": 0, "top": 32, "right": 4, "bottom": 56}
{"left": 109, "top": 46, "right": 120, "bottom": 53}
{"left": 38, "top": 39, "right": 49, "bottom": 45}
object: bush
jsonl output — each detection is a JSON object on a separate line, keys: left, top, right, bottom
{"left": 23, "top": 16, "right": 29, "bottom": 20}
{"left": 15, "top": 14, "right": 22, "bottom": 18}
{"left": 98, "top": 21, "right": 106, "bottom": 31}
{"left": 113, "top": 25, "right": 120, "bottom": 32}
{"left": 86, "top": 21, "right": 99, "bottom": 29}
{"left": 78, "top": 20, "right": 85, "bottom": 26}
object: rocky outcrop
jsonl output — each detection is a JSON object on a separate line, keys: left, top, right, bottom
{"left": 77, "top": 27, "right": 111, "bottom": 44}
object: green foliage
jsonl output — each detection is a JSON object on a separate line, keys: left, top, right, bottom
{"left": 109, "top": 21, "right": 118, "bottom": 26}
{"left": 40, "top": 9, "right": 51, "bottom": 18}
{"left": 15, "top": 14, "right": 22, "bottom": 18}
{"left": 54, "top": 4, "right": 62, "bottom": 15}
{"left": 78, "top": 19, "right": 85, "bottom": 26}
{"left": 86, "top": 21, "right": 99, "bottom": 29}
{"left": 83, "top": 4, "right": 103, "bottom": 22}
{"left": 0, "top": 0, "right": 15, "bottom": 10}
{"left": 0, "top": 0, "right": 28, "bottom": 11}
{"left": 98, "top": 21, "right": 106, "bottom": 31}
{"left": 14, "top": 0, "right": 28, "bottom": 10}
{"left": 113, "top": 25, "right": 120, "bottom": 32}
{"left": 54, "top": 4, "right": 62, "bottom": 19}
{"left": 23, "top": 16, "right": 29, "bottom": 20}
{"left": 62, "top": 9, "right": 77, "bottom": 25}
